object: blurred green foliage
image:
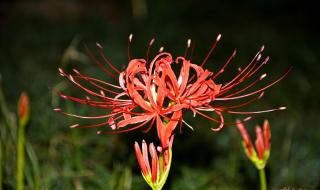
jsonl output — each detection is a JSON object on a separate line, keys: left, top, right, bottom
{"left": 0, "top": 0, "right": 319, "bottom": 189}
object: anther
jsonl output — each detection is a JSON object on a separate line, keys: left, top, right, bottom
{"left": 263, "top": 56, "right": 270, "bottom": 64}
{"left": 73, "top": 69, "right": 80, "bottom": 75}
{"left": 257, "top": 54, "right": 262, "bottom": 61}
{"left": 259, "top": 92, "right": 265, "bottom": 99}
{"left": 158, "top": 47, "right": 164, "bottom": 53}
{"left": 96, "top": 42, "right": 103, "bottom": 49}
{"left": 129, "top": 34, "right": 133, "bottom": 42}
{"left": 60, "top": 94, "right": 68, "bottom": 99}
{"left": 216, "top": 34, "right": 222, "bottom": 41}
{"left": 187, "top": 39, "right": 191, "bottom": 48}
{"left": 70, "top": 124, "right": 80, "bottom": 128}
{"left": 279, "top": 106, "right": 287, "bottom": 110}
{"left": 149, "top": 38, "right": 155, "bottom": 46}
{"left": 232, "top": 49, "right": 237, "bottom": 57}
{"left": 260, "top": 73, "right": 267, "bottom": 80}
{"left": 243, "top": 116, "right": 252, "bottom": 121}
{"left": 53, "top": 108, "right": 61, "bottom": 112}
{"left": 58, "top": 68, "right": 64, "bottom": 76}
{"left": 100, "top": 90, "right": 105, "bottom": 97}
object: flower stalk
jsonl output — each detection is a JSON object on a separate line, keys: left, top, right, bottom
{"left": 259, "top": 168, "right": 267, "bottom": 190}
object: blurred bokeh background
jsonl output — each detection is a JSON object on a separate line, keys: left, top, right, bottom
{"left": 0, "top": 0, "right": 319, "bottom": 189}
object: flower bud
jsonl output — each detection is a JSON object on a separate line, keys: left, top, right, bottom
{"left": 18, "top": 92, "right": 30, "bottom": 126}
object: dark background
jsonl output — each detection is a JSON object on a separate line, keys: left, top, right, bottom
{"left": 0, "top": 0, "right": 319, "bottom": 189}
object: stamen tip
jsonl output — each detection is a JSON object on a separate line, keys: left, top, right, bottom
{"left": 260, "top": 73, "right": 267, "bottom": 80}
{"left": 260, "top": 45, "right": 265, "bottom": 52}
{"left": 69, "top": 75, "right": 75, "bottom": 82}
{"left": 244, "top": 116, "right": 252, "bottom": 121}
{"left": 257, "top": 54, "right": 262, "bottom": 61}
{"left": 158, "top": 46, "right": 164, "bottom": 53}
{"left": 149, "top": 38, "right": 155, "bottom": 46}
{"left": 216, "top": 34, "right": 222, "bottom": 41}
{"left": 187, "top": 39, "right": 191, "bottom": 48}
{"left": 97, "top": 131, "right": 102, "bottom": 134}
{"left": 70, "top": 124, "right": 80, "bottom": 128}
{"left": 73, "top": 69, "right": 80, "bottom": 75}
{"left": 58, "top": 68, "right": 64, "bottom": 76}
{"left": 53, "top": 108, "right": 61, "bottom": 112}
{"left": 232, "top": 49, "right": 237, "bottom": 57}
{"left": 279, "top": 106, "right": 287, "bottom": 110}
{"left": 259, "top": 92, "right": 265, "bottom": 99}
{"left": 60, "top": 93, "right": 68, "bottom": 99}
{"left": 129, "top": 34, "right": 133, "bottom": 42}
{"left": 96, "top": 42, "right": 103, "bottom": 49}
{"left": 100, "top": 90, "right": 105, "bottom": 97}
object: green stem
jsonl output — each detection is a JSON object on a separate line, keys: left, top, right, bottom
{"left": 0, "top": 140, "right": 3, "bottom": 190}
{"left": 17, "top": 123, "right": 26, "bottom": 190}
{"left": 259, "top": 168, "right": 267, "bottom": 190}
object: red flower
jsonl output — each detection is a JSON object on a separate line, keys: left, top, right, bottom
{"left": 236, "top": 120, "right": 271, "bottom": 169}
{"left": 55, "top": 34, "right": 289, "bottom": 148}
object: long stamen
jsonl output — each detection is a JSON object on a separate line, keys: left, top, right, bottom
{"left": 128, "top": 33, "right": 133, "bottom": 61}
{"left": 215, "top": 92, "right": 264, "bottom": 110}
{"left": 96, "top": 43, "right": 121, "bottom": 73}
{"left": 69, "top": 120, "right": 110, "bottom": 129}
{"left": 201, "top": 34, "right": 221, "bottom": 67}
{"left": 220, "top": 73, "right": 267, "bottom": 97}
{"left": 226, "top": 106, "right": 286, "bottom": 114}
{"left": 223, "top": 46, "right": 264, "bottom": 88}
{"left": 212, "top": 49, "right": 237, "bottom": 80}
{"left": 248, "top": 56, "right": 269, "bottom": 77}
{"left": 146, "top": 38, "right": 155, "bottom": 64}
{"left": 64, "top": 73, "right": 129, "bottom": 102}
{"left": 97, "top": 117, "right": 152, "bottom": 134}
{"left": 54, "top": 108, "right": 117, "bottom": 119}
{"left": 216, "top": 67, "right": 292, "bottom": 101}
{"left": 184, "top": 39, "right": 192, "bottom": 57}
{"left": 83, "top": 44, "right": 117, "bottom": 79}
{"left": 73, "top": 70, "right": 121, "bottom": 95}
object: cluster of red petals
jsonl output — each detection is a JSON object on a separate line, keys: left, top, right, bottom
{"left": 236, "top": 120, "right": 271, "bottom": 160}
{"left": 55, "top": 34, "right": 289, "bottom": 149}
{"left": 134, "top": 137, "right": 173, "bottom": 183}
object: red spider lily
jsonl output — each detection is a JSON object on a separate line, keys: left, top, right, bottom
{"left": 134, "top": 137, "right": 173, "bottom": 190}
{"left": 236, "top": 120, "right": 271, "bottom": 169}
{"left": 55, "top": 34, "right": 289, "bottom": 148}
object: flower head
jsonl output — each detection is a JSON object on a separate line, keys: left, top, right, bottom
{"left": 236, "top": 120, "right": 271, "bottom": 169}
{"left": 55, "top": 34, "right": 289, "bottom": 148}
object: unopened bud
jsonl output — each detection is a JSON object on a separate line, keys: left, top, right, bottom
{"left": 18, "top": 92, "right": 30, "bottom": 126}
